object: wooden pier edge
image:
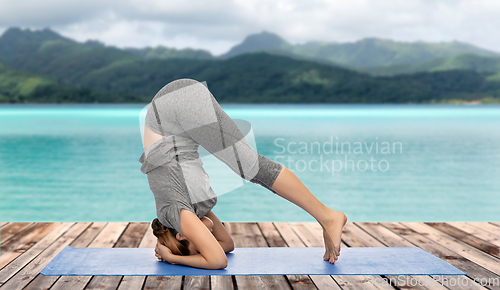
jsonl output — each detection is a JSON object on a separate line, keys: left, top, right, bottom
{"left": 0, "top": 222, "right": 498, "bottom": 290}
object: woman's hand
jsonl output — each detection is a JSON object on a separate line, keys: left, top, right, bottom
{"left": 154, "top": 242, "right": 163, "bottom": 261}
{"left": 155, "top": 241, "right": 175, "bottom": 263}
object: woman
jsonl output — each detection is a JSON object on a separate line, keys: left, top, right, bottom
{"left": 139, "top": 78, "right": 347, "bottom": 270}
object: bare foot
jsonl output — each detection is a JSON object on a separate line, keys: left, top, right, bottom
{"left": 319, "top": 209, "right": 347, "bottom": 264}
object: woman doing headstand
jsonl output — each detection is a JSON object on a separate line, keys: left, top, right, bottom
{"left": 139, "top": 78, "right": 347, "bottom": 270}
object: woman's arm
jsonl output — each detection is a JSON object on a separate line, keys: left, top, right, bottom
{"left": 204, "top": 210, "right": 234, "bottom": 253}
{"left": 158, "top": 208, "right": 228, "bottom": 270}
{"left": 157, "top": 244, "right": 225, "bottom": 270}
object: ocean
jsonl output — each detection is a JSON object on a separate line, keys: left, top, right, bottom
{"left": 1, "top": 103, "right": 499, "bottom": 222}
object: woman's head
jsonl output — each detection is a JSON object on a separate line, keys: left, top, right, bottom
{"left": 152, "top": 216, "right": 215, "bottom": 256}
{"left": 151, "top": 218, "right": 191, "bottom": 256}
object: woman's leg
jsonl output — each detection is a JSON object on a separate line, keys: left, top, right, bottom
{"left": 153, "top": 79, "right": 283, "bottom": 193}
{"left": 270, "top": 166, "right": 347, "bottom": 263}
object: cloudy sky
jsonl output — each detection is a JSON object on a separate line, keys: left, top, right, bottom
{"left": 0, "top": 0, "right": 499, "bottom": 56}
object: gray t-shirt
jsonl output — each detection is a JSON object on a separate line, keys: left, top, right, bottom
{"left": 138, "top": 136, "right": 217, "bottom": 236}
{"left": 138, "top": 80, "right": 218, "bottom": 235}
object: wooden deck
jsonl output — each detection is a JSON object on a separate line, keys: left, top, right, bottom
{"left": 1, "top": 222, "right": 499, "bottom": 290}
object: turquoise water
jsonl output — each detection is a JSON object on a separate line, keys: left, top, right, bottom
{"left": 1, "top": 104, "right": 499, "bottom": 222}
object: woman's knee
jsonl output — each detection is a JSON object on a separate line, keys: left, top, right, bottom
{"left": 249, "top": 154, "right": 283, "bottom": 193}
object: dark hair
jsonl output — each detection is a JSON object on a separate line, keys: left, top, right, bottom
{"left": 151, "top": 218, "right": 191, "bottom": 256}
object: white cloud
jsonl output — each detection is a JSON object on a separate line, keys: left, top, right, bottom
{"left": 0, "top": 0, "right": 499, "bottom": 55}
{"left": 0, "top": 0, "right": 120, "bottom": 26}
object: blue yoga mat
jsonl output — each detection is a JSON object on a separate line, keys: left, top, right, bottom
{"left": 41, "top": 246, "right": 465, "bottom": 276}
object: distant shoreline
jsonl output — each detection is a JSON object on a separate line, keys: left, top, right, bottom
{"left": 1, "top": 102, "right": 500, "bottom": 107}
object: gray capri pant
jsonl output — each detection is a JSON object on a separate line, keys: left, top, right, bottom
{"left": 139, "top": 78, "right": 283, "bottom": 235}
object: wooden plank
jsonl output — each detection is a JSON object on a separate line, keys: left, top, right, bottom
{"left": 1, "top": 223, "right": 53, "bottom": 253}
{"left": 330, "top": 223, "right": 398, "bottom": 290}
{"left": 88, "top": 223, "right": 129, "bottom": 248}
{"left": 296, "top": 222, "right": 384, "bottom": 290}
{"left": 0, "top": 223, "right": 74, "bottom": 286}
{"left": 0, "top": 223, "right": 61, "bottom": 270}
{"left": 24, "top": 223, "right": 107, "bottom": 290}
{"left": 117, "top": 223, "right": 156, "bottom": 290}
{"left": 48, "top": 276, "right": 91, "bottom": 290}
{"left": 341, "top": 223, "right": 385, "bottom": 248}
{"left": 85, "top": 223, "right": 149, "bottom": 289}
{"left": 47, "top": 222, "right": 128, "bottom": 290}
{"left": 114, "top": 223, "right": 149, "bottom": 248}
{"left": 83, "top": 276, "right": 123, "bottom": 290}
{"left": 357, "top": 222, "right": 485, "bottom": 290}
{"left": 390, "top": 222, "right": 500, "bottom": 290}
{"left": 138, "top": 223, "right": 156, "bottom": 248}
{"left": 290, "top": 222, "right": 393, "bottom": 290}
{"left": 226, "top": 222, "right": 290, "bottom": 290}
{"left": 210, "top": 276, "right": 233, "bottom": 290}
{"left": 353, "top": 222, "right": 441, "bottom": 290}
{"left": 466, "top": 223, "right": 500, "bottom": 237}
{"left": 140, "top": 223, "right": 183, "bottom": 290}
{"left": 0, "top": 222, "right": 90, "bottom": 290}
{"left": 258, "top": 222, "right": 318, "bottom": 290}
{"left": 382, "top": 222, "right": 500, "bottom": 290}
{"left": 210, "top": 222, "right": 234, "bottom": 290}
{"left": 117, "top": 275, "right": 146, "bottom": 290}
{"left": 184, "top": 276, "right": 210, "bottom": 290}
{"left": 426, "top": 223, "right": 499, "bottom": 258}
{"left": 401, "top": 223, "right": 500, "bottom": 277}
{"left": 70, "top": 223, "right": 108, "bottom": 248}
{"left": 447, "top": 223, "right": 499, "bottom": 245}
{"left": 274, "top": 222, "right": 340, "bottom": 290}
{"left": 143, "top": 276, "right": 182, "bottom": 289}
{"left": 220, "top": 221, "right": 248, "bottom": 290}
{"left": 1, "top": 223, "right": 33, "bottom": 244}
{"left": 84, "top": 223, "right": 149, "bottom": 290}
{"left": 289, "top": 222, "right": 357, "bottom": 290}
{"left": 341, "top": 222, "right": 439, "bottom": 290}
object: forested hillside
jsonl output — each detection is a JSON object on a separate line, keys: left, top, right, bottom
{"left": 1, "top": 27, "right": 499, "bottom": 104}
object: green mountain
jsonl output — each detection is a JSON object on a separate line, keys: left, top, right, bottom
{"left": 0, "top": 27, "right": 213, "bottom": 83}
{"left": 4, "top": 49, "right": 500, "bottom": 104}
{"left": 1, "top": 27, "right": 500, "bottom": 104}
{"left": 219, "top": 31, "right": 499, "bottom": 69}
{"left": 218, "top": 31, "right": 347, "bottom": 69}
{"left": 3, "top": 27, "right": 499, "bottom": 75}
{"left": 357, "top": 53, "right": 500, "bottom": 76}
{"left": 0, "top": 27, "right": 140, "bottom": 85}
{"left": 0, "top": 63, "right": 141, "bottom": 103}
{"left": 0, "top": 62, "right": 55, "bottom": 103}
{"left": 125, "top": 46, "right": 214, "bottom": 60}
{"left": 219, "top": 31, "right": 295, "bottom": 58}
{"left": 294, "top": 38, "right": 499, "bottom": 68}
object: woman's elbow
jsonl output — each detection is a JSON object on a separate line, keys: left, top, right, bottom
{"left": 225, "top": 242, "right": 235, "bottom": 253}
{"left": 209, "top": 257, "right": 228, "bottom": 270}
{"left": 216, "top": 260, "right": 228, "bottom": 270}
